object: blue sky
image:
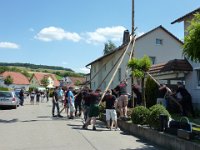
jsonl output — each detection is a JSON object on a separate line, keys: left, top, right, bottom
{"left": 0, "top": 0, "right": 200, "bottom": 73}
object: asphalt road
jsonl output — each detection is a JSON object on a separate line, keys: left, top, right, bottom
{"left": 0, "top": 98, "right": 164, "bottom": 150}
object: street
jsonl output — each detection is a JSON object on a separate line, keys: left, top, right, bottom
{"left": 0, "top": 98, "right": 164, "bottom": 150}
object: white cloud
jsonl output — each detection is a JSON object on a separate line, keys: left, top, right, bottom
{"left": 77, "top": 67, "right": 90, "bottom": 74}
{"left": 35, "top": 26, "right": 127, "bottom": 44}
{"left": 0, "top": 42, "right": 19, "bottom": 49}
{"left": 35, "top": 26, "right": 81, "bottom": 42}
{"left": 85, "top": 26, "right": 126, "bottom": 44}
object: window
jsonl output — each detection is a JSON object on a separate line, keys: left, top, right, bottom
{"left": 156, "top": 38, "right": 163, "bottom": 45}
{"left": 149, "top": 56, "right": 156, "bottom": 64}
{"left": 197, "top": 70, "right": 200, "bottom": 87}
{"left": 118, "top": 68, "right": 121, "bottom": 82}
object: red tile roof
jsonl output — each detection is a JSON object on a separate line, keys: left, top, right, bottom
{"left": 0, "top": 71, "right": 30, "bottom": 85}
{"left": 65, "top": 77, "right": 86, "bottom": 88}
{"left": 32, "top": 72, "right": 59, "bottom": 86}
{"left": 149, "top": 59, "right": 193, "bottom": 74}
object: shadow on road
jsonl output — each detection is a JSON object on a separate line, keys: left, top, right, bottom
{"left": 0, "top": 118, "right": 18, "bottom": 123}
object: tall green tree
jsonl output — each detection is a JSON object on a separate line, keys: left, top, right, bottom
{"left": 4, "top": 75, "right": 13, "bottom": 85}
{"left": 128, "top": 55, "right": 152, "bottom": 106}
{"left": 103, "top": 40, "right": 117, "bottom": 55}
{"left": 183, "top": 13, "right": 200, "bottom": 62}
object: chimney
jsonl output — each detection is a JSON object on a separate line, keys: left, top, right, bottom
{"left": 122, "top": 30, "right": 130, "bottom": 45}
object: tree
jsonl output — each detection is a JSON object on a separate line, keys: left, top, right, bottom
{"left": 103, "top": 40, "right": 117, "bottom": 55}
{"left": 183, "top": 13, "right": 200, "bottom": 62}
{"left": 128, "top": 55, "right": 152, "bottom": 106}
{"left": 41, "top": 77, "right": 49, "bottom": 88}
{"left": 4, "top": 75, "right": 13, "bottom": 85}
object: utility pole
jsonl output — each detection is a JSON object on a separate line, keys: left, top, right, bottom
{"left": 131, "top": 0, "right": 135, "bottom": 108}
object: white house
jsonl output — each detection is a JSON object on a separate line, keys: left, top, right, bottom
{"left": 172, "top": 7, "right": 200, "bottom": 108}
{"left": 29, "top": 72, "right": 59, "bottom": 89}
{"left": 86, "top": 26, "right": 184, "bottom": 94}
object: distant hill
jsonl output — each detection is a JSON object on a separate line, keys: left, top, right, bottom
{"left": 0, "top": 62, "right": 74, "bottom": 72}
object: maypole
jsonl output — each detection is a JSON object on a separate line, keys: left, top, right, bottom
{"left": 131, "top": 0, "right": 135, "bottom": 107}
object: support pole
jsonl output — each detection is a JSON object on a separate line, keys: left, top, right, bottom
{"left": 131, "top": 0, "right": 135, "bottom": 108}
{"left": 99, "top": 36, "right": 136, "bottom": 104}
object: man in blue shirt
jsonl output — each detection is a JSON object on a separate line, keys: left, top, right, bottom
{"left": 68, "top": 87, "right": 75, "bottom": 119}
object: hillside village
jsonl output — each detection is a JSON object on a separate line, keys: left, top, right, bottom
{"left": 0, "top": 68, "right": 86, "bottom": 92}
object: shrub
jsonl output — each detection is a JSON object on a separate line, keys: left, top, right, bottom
{"left": 145, "top": 77, "right": 158, "bottom": 108}
{"left": 131, "top": 106, "right": 150, "bottom": 125}
{"left": 148, "top": 104, "right": 171, "bottom": 129}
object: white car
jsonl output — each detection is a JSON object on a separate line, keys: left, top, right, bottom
{"left": 0, "top": 91, "right": 19, "bottom": 109}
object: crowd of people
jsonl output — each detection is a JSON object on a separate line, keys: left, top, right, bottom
{"left": 20, "top": 79, "right": 195, "bottom": 131}
{"left": 49, "top": 80, "right": 132, "bottom": 131}
{"left": 156, "top": 82, "right": 195, "bottom": 117}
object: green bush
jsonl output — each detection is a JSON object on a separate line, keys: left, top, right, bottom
{"left": 145, "top": 77, "right": 158, "bottom": 108}
{"left": 148, "top": 104, "right": 171, "bottom": 129}
{"left": 131, "top": 106, "right": 150, "bottom": 125}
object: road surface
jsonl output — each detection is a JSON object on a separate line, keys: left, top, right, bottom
{"left": 0, "top": 98, "right": 165, "bottom": 150}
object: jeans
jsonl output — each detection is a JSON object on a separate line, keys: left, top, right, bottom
{"left": 52, "top": 100, "right": 60, "bottom": 116}
{"left": 20, "top": 96, "right": 24, "bottom": 106}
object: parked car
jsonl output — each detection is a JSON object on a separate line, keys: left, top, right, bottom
{"left": 0, "top": 91, "right": 19, "bottom": 109}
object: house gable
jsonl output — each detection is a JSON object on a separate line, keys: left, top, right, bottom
{"left": 1, "top": 71, "right": 30, "bottom": 85}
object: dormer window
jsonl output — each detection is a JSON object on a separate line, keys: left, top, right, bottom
{"left": 156, "top": 38, "right": 163, "bottom": 45}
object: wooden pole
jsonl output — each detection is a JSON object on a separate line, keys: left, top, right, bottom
{"left": 99, "top": 36, "right": 135, "bottom": 104}
{"left": 132, "top": 0, "right": 135, "bottom": 36}
{"left": 131, "top": 0, "right": 135, "bottom": 107}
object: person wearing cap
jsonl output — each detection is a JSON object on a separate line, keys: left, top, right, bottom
{"left": 102, "top": 89, "right": 120, "bottom": 131}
